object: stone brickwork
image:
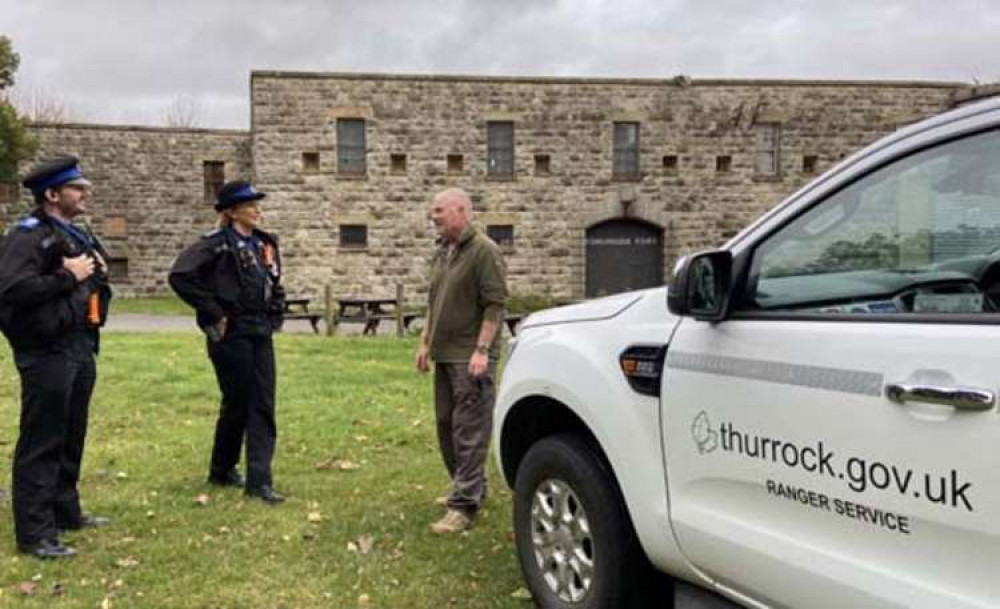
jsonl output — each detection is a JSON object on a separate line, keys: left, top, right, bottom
{"left": 2, "top": 73, "right": 968, "bottom": 301}
{"left": 8, "top": 123, "right": 250, "bottom": 295}
{"left": 251, "top": 72, "right": 961, "bottom": 303}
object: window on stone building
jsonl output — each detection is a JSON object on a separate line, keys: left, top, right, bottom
{"left": 302, "top": 152, "right": 320, "bottom": 172}
{"left": 339, "top": 224, "right": 368, "bottom": 248}
{"left": 391, "top": 153, "right": 407, "bottom": 174}
{"left": 663, "top": 155, "right": 678, "bottom": 173}
{"left": 337, "top": 119, "right": 366, "bottom": 175}
{"left": 754, "top": 123, "right": 781, "bottom": 177}
{"left": 487, "top": 121, "right": 514, "bottom": 178}
{"left": 447, "top": 154, "right": 464, "bottom": 174}
{"left": 802, "top": 155, "right": 818, "bottom": 174}
{"left": 203, "top": 161, "right": 225, "bottom": 203}
{"left": 534, "top": 154, "right": 551, "bottom": 176}
{"left": 612, "top": 122, "right": 640, "bottom": 180}
{"left": 486, "top": 224, "right": 515, "bottom": 248}
{"left": 108, "top": 258, "right": 129, "bottom": 281}
{"left": 716, "top": 155, "right": 732, "bottom": 173}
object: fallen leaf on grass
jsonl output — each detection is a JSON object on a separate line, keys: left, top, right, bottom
{"left": 194, "top": 494, "right": 210, "bottom": 506}
{"left": 101, "top": 597, "right": 113, "bottom": 609}
{"left": 50, "top": 583, "right": 65, "bottom": 597}
{"left": 510, "top": 587, "right": 533, "bottom": 601}
{"left": 315, "top": 458, "right": 360, "bottom": 472}
{"left": 357, "top": 534, "right": 374, "bottom": 554}
{"left": 307, "top": 511, "right": 323, "bottom": 524}
{"left": 358, "top": 593, "right": 371, "bottom": 606}
{"left": 115, "top": 556, "right": 139, "bottom": 568}
{"left": 18, "top": 582, "right": 36, "bottom": 595}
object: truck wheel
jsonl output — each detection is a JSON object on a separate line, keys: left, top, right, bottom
{"left": 514, "top": 434, "right": 670, "bottom": 608}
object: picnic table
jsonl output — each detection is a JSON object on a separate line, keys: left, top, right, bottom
{"left": 334, "top": 297, "right": 423, "bottom": 335}
{"left": 282, "top": 297, "right": 323, "bottom": 333}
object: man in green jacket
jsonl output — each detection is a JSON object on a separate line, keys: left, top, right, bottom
{"left": 415, "top": 188, "right": 508, "bottom": 534}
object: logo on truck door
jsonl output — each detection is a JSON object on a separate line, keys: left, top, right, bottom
{"left": 691, "top": 411, "right": 719, "bottom": 454}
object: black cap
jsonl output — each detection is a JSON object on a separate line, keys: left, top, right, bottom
{"left": 215, "top": 180, "right": 266, "bottom": 212}
{"left": 22, "top": 155, "right": 91, "bottom": 195}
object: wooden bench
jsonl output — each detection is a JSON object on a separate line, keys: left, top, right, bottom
{"left": 282, "top": 297, "right": 323, "bottom": 334}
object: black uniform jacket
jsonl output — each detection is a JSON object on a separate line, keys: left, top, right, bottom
{"left": 0, "top": 208, "right": 112, "bottom": 351}
{"left": 168, "top": 227, "right": 285, "bottom": 335}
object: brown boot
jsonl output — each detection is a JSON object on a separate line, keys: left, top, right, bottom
{"left": 429, "top": 509, "right": 472, "bottom": 534}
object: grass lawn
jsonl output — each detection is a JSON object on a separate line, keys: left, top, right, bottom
{"left": 107, "top": 296, "right": 193, "bottom": 316}
{"left": 0, "top": 334, "right": 527, "bottom": 608}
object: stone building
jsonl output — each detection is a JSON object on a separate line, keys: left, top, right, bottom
{"left": 0, "top": 72, "right": 971, "bottom": 302}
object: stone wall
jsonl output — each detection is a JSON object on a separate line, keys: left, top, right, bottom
{"left": 2, "top": 73, "right": 966, "bottom": 302}
{"left": 7, "top": 123, "right": 251, "bottom": 295}
{"left": 251, "top": 72, "right": 961, "bottom": 303}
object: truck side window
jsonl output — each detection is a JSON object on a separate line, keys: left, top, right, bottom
{"left": 744, "top": 128, "right": 1000, "bottom": 316}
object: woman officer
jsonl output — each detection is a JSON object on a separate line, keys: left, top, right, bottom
{"left": 168, "top": 180, "right": 286, "bottom": 504}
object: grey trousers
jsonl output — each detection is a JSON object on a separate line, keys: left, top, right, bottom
{"left": 434, "top": 361, "right": 497, "bottom": 514}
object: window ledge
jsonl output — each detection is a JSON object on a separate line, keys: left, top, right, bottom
{"left": 752, "top": 174, "right": 783, "bottom": 183}
{"left": 336, "top": 173, "right": 368, "bottom": 181}
{"left": 611, "top": 175, "right": 643, "bottom": 183}
{"left": 486, "top": 175, "right": 516, "bottom": 182}
{"left": 337, "top": 246, "right": 369, "bottom": 253}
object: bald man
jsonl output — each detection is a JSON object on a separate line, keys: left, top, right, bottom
{"left": 415, "top": 188, "right": 508, "bottom": 534}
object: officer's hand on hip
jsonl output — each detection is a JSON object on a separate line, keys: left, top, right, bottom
{"left": 63, "top": 255, "right": 95, "bottom": 283}
{"left": 468, "top": 351, "right": 488, "bottom": 378}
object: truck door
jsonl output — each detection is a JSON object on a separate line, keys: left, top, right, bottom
{"left": 661, "top": 127, "right": 1000, "bottom": 607}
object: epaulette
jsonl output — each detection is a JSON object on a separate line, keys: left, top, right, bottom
{"left": 16, "top": 217, "right": 41, "bottom": 231}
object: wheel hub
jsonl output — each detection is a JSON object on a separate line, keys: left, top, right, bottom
{"left": 530, "top": 478, "right": 595, "bottom": 603}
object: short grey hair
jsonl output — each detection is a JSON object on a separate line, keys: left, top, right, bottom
{"left": 434, "top": 188, "right": 473, "bottom": 216}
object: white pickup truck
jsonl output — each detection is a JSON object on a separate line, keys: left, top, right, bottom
{"left": 494, "top": 96, "right": 1000, "bottom": 608}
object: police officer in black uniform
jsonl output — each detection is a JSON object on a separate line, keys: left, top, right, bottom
{"left": 0, "top": 155, "right": 112, "bottom": 559}
{"left": 168, "top": 180, "right": 286, "bottom": 504}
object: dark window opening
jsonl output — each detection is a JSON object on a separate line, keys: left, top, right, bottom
{"left": 447, "top": 154, "right": 464, "bottom": 174}
{"left": 391, "top": 153, "right": 407, "bottom": 174}
{"left": 337, "top": 119, "right": 366, "bottom": 175}
{"left": 716, "top": 155, "right": 732, "bottom": 173}
{"left": 302, "top": 152, "right": 320, "bottom": 172}
{"left": 108, "top": 258, "right": 129, "bottom": 281}
{"left": 486, "top": 224, "right": 515, "bottom": 248}
{"left": 534, "top": 154, "right": 551, "bottom": 176}
{"left": 339, "top": 224, "right": 368, "bottom": 248}
{"left": 613, "top": 122, "right": 640, "bottom": 180}
{"left": 487, "top": 121, "right": 514, "bottom": 177}
{"left": 803, "top": 155, "right": 818, "bottom": 174}
{"left": 203, "top": 161, "right": 225, "bottom": 203}
{"left": 663, "top": 155, "right": 678, "bottom": 172}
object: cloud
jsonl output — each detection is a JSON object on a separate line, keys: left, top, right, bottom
{"left": 4, "top": 0, "right": 999, "bottom": 128}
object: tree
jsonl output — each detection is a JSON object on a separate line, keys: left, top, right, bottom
{"left": 162, "top": 94, "right": 203, "bottom": 128}
{"left": 0, "top": 35, "right": 18, "bottom": 92}
{"left": 0, "top": 35, "right": 36, "bottom": 215}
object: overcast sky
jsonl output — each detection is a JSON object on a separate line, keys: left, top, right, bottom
{"left": 3, "top": 0, "right": 999, "bottom": 129}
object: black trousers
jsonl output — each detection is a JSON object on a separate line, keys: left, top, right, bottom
{"left": 207, "top": 334, "right": 277, "bottom": 489}
{"left": 11, "top": 336, "right": 96, "bottom": 546}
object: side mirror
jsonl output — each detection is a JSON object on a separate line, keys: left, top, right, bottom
{"left": 667, "top": 250, "right": 733, "bottom": 321}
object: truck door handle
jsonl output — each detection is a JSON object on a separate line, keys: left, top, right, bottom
{"left": 885, "top": 383, "right": 995, "bottom": 411}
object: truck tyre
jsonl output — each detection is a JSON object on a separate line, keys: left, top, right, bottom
{"left": 514, "top": 434, "right": 672, "bottom": 609}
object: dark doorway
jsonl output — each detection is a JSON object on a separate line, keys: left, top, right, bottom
{"left": 585, "top": 219, "right": 664, "bottom": 297}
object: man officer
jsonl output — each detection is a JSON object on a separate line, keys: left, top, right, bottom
{"left": 0, "top": 155, "right": 112, "bottom": 559}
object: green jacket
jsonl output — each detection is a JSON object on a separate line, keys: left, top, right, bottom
{"left": 426, "top": 226, "right": 508, "bottom": 362}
